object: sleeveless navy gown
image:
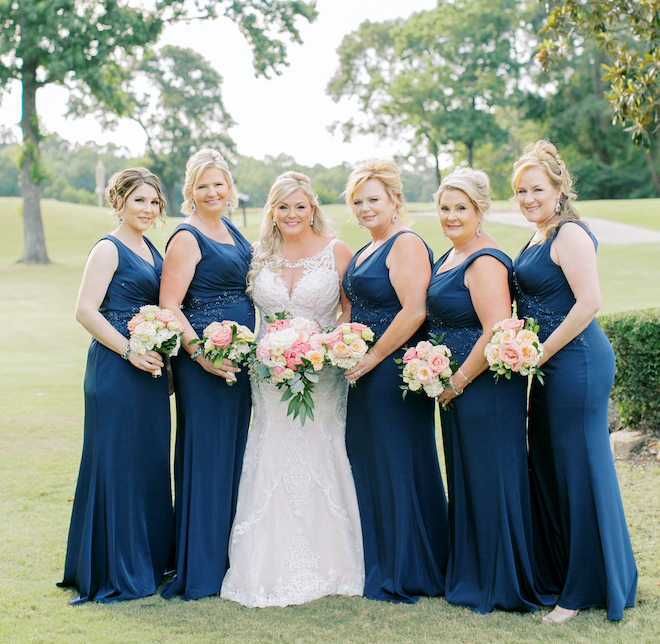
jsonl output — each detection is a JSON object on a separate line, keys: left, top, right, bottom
{"left": 514, "top": 221, "right": 637, "bottom": 620}
{"left": 161, "top": 220, "right": 255, "bottom": 600}
{"left": 58, "top": 235, "right": 174, "bottom": 605}
{"left": 427, "top": 248, "right": 552, "bottom": 614}
{"left": 343, "top": 231, "right": 448, "bottom": 603}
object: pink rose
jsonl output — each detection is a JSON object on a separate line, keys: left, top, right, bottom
{"left": 155, "top": 310, "right": 177, "bottom": 325}
{"left": 284, "top": 341, "right": 311, "bottom": 369}
{"left": 323, "top": 327, "right": 344, "bottom": 349}
{"left": 308, "top": 334, "right": 324, "bottom": 351}
{"left": 127, "top": 313, "right": 145, "bottom": 333}
{"left": 350, "top": 322, "right": 369, "bottom": 335}
{"left": 272, "top": 365, "right": 285, "bottom": 377}
{"left": 498, "top": 340, "right": 524, "bottom": 372}
{"left": 416, "top": 364, "right": 436, "bottom": 386}
{"left": 402, "top": 347, "right": 418, "bottom": 364}
{"left": 266, "top": 319, "right": 291, "bottom": 333}
{"left": 427, "top": 352, "right": 450, "bottom": 375}
{"left": 209, "top": 326, "right": 233, "bottom": 349}
{"left": 415, "top": 341, "right": 433, "bottom": 359}
{"left": 256, "top": 344, "right": 271, "bottom": 362}
{"left": 497, "top": 318, "right": 525, "bottom": 332}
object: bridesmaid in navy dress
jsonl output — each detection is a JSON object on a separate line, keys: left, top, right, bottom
{"left": 512, "top": 141, "right": 637, "bottom": 622}
{"left": 59, "top": 168, "right": 173, "bottom": 604}
{"left": 340, "top": 158, "right": 448, "bottom": 603}
{"left": 159, "top": 149, "right": 254, "bottom": 600}
{"left": 427, "top": 168, "right": 551, "bottom": 614}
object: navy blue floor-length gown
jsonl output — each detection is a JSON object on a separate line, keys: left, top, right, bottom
{"left": 427, "top": 248, "right": 552, "bottom": 614}
{"left": 161, "top": 220, "right": 255, "bottom": 600}
{"left": 58, "top": 235, "right": 174, "bottom": 605}
{"left": 343, "top": 231, "right": 448, "bottom": 603}
{"left": 514, "top": 221, "right": 637, "bottom": 620}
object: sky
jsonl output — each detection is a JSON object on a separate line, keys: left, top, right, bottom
{"left": 0, "top": 0, "right": 438, "bottom": 167}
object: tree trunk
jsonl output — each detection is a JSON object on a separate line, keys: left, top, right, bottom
{"left": 426, "top": 135, "right": 441, "bottom": 185}
{"left": 644, "top": 149, "right": 660, "bottom": 197}
{"left": 466, "top": 143, "right": 473, "bottom": 168}
{"left": 165, "top": 182, "right": 177, "bottom": 218}
{"left": 20, "top": 71, "right": 50, "bottom": 264}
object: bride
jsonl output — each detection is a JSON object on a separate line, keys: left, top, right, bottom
{"left": 220, "top": 171, "right": 365, "bottom": 607}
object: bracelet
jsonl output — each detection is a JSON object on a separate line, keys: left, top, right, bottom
{"left": 121, "top": 344, "right": 131, "bottom": 360}
{"left": 448, "top": 375, "right": 463, "bottom": 396}
{"left": 190, "top": 346, "right": 204, "bottom": 361}
{"left": 457, "top": 367, "right": 473, "bottom": 384}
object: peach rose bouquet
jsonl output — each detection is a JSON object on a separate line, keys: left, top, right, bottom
{"left": 190, "top": 320, "right": 255, "bottom": 384}
{"left": 322, "top": 322, "right": 375, "bottom": 374}
{"left": 395, "top": 335, "right": 456, "bottom": 398}
{"left": 252, "top": 314, "right": 326, "bottom": 425}
{"left": 484, "top": 317, "right": 544, "bottom": 382}
{"left": 127, "top": 305, "right": 184, "bottom": 377}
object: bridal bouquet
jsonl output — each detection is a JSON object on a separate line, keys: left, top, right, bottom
{"left": 322, "top": 322, "right": 375, "bottom": 372}
{"left": 190, "top": 320, "right": 256, "bottom": 384}
{"left": 484, "top": 317, "right": 544, "bottom": 382}
{"left": 396, "top": 335, "right": 456, "bottom": 398}
{"left": 127, "top": 305, "right": 184, "bottom": 377}
{"left": 254, "top": 316, "right": 326, "bottom": 425}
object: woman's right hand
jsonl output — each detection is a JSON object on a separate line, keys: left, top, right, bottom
{"left": 195, "top": 355, "right": 240, "bottom": 383}
{"left": 128, "top": 349, "right": 165, "bottom": 375}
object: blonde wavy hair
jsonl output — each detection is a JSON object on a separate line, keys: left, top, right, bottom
{"left": 105, "top": 167, "right": 167, "bottom": 224}
{"left": 181, "top": 148, "right": 238, "bottom": 216}
{"left": 343, "top": 158, "right": 407, "bottom": 218}
{"left": 433, "top": 167, "right": 491, "bottom": 219}
{"left": 246, "top": 171, "right": 336, "bottom": 295}
{"left": 511, "top": 140, "right": 581, "bottom": 242}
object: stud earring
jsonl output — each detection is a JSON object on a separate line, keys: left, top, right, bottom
{"left": 191, "top": 200, "right": 196, "bottom": 214}
{"left": 476, "top": 220, "right": 483, "bottom": 238}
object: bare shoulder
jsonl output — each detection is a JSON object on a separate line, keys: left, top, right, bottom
{"left": 332, "top": 239, "right": 353, "bottom": 260}
{"left": 87, "top": 238, "right": 119, "bottom": 268}
{"left": 555, "top": 220, "right": 594, "bottom": 246}
{"left": 391, "top": 230, "right": 427, "bottom": 253}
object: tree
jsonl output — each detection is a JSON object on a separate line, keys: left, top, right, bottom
{"left": 537, "top": 0, "right": 660, "bottom": 150}
{"left": 327, "top": 0, "right": 536, "bottom": 183}
{"left": 0, "top": 0, "right": 317, "bottom": 264}
{"left": 131, "top": 45, "right": 236, "bottom": 214}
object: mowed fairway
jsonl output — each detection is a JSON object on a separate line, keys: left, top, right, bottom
{"left": 1, "top": 197, "right": 659, "bottom": 643}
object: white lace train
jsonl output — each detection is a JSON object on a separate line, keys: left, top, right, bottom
{"left": 220, "top": 240, "right": 365, "bottom": 607}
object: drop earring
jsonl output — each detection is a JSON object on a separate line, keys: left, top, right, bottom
{"left": 311, "top": 216, "right": 314, "bottom": 226}
{"left": 476, "top": 220, "right": 483, "bottom": 238}
{"left": 443, "top": 229, "right": 448, "bottom": 238}
{"left": 119, "top": 214, "right": 125, "bottom": 226}
{"left": 153, "top": 221, "right": 157, "bottom": 229}
{"left": 392, "top": 207, "right": 398, "bottom": 224}
{"left": 358, "top": 222, "right": 363, "bottom": 229}
{"left": 555, "top": 197, "right": 562, "bottom": 214}
{"left": 191, "top": 200, "right": 196, "bottom": 214}
{"left": 273, "top": 218, "right": 277, "bottom": 227}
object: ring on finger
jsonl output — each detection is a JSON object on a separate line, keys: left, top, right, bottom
{"left": 357, "top": 370, "right": 361, "bottom": 376}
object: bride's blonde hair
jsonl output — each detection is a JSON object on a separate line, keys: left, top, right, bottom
{"left": 246, "top": 171, "right": 336, "bottom": 295}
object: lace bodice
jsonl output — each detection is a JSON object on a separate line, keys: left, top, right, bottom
{"left": 252, "top": 239, "right": 340, "bottom": 334}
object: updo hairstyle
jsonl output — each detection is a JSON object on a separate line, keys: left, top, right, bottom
{"left": 343, "top": 158, "right": 407, "bottom": 217}
{"left": 105, "top": 167, "right": 167, "bottom": 224}
{"left": 246, "top": 171, "right": 336, "bottom": 295}
{"left": 181, "top": 148, "right": 238, "bottom": 216}
{"left": 512, "top": 140, "right": 580, "bottom": 241}
{"left": 433, "top": 168, "right": 491, "bottom": 220}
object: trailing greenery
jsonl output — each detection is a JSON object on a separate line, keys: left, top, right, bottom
{"left": 600, "top": 308, "right": 660, "bottom": 434}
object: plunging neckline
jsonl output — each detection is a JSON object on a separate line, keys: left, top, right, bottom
{"left": 280, "top": 239, "right": 336, "bottom": 299}
{"left": 110, "top": 235, "right": 157, "bottom": 268}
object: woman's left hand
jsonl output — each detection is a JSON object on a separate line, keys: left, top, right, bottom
{"left": 436, "top": 386, "right": 458, "bottom": 408}
{"left": 344, "top": 351, "right": 381, "bottom": 385}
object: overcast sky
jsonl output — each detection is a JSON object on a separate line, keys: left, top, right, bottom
{"left": 0, "top": 0, "right": 437, "bottom": 167}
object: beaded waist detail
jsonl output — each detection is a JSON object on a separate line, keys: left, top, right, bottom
{"left": 102, "top": 309, "right": 140, "bottom": 338}
{"left": 350, "top": 304, "right": 396, "bottom": 339}
{"left": 426, "top": 319, "right": 482, "bottom": 362}
{"left": 182, "top": 292, "right": 255, "bottom": 335}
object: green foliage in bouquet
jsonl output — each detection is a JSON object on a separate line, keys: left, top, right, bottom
{"left": 599, "top": 307, "right": 660, "bottom": 435}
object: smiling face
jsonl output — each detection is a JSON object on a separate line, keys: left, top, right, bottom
{"left": 516, "top": 166, "right": 562, "bottom": 230}
{"left": 438, "top": 188, "right": 480, "bottom": 245}
{"left": 193, "top": 167, "right": 231, "bottom": 216}
{"left": 120, "top": 183, "right": 161, "bottom": 233}
{"left": 274, "top": 189, "right": 315, "bottom": 238}
{"left": 351, "top": 178, "right": 397, "bottom": 234}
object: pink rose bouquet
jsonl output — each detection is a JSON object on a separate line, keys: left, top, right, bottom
{"left": 190, "top": 320, "right": 256, "bottom": 384}
{"left": 395, "top": 334, "right": 456, "bottom": 398}
{"left": 253, "top": 315, "right": 326, "bottom": 425}
{"left": 127, "top": 305, "right": 184, "bottom": 377}
{"left": 484, "top": 317, "right": 544, "bottom": 382}
{"left": 322, "top": 322, "right": 375, "bottom": 373}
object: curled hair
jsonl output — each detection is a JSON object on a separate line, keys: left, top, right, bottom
{"left": 246, "top": 171, "right": 336, "bottom": 295}
{"left": 181, "top": 148, "right": 238, "bottom": 216}
{"left": 105, "top": 167, "right": 167, "bottom": 224}
{"left": 511, "top": 140, "right": 581, "bottom": 241}
{"left": 343, "top": 158, "right": 407, "bottom": 217}
{"left": 433, "top": 167, "right": 491, "bottom": 219}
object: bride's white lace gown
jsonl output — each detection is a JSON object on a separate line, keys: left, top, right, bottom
{"left": 221, "top": 240, "right": 365, "bottom": 607}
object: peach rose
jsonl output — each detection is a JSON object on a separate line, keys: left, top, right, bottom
{"left": 323, "top": 327, "right": 344, "bottom": 349}
{"left": 427, "top": 352, "right": 451, "bottom": 375}
{"left": 349, "top": 337, "right": 368, "bottom": 359}
{"left": 306, "top": 350, "right": 325, "bottom": 371}
{"left": 127, "top": 313, "right": 145, "bottom": 333}
{"left": 204, "top": 321, "right": 224, "bottom": 337}
{"left": 498, "top": 340, "right": 524, "bottom": 372}
{"left": 500, "top": 329, "right": 517, "bottom": 342}
{"left": 415, "top": 341, "right": 433, "bottom": 359}
{"left": 330, "top": 341, "right": 351, "bottom": 360}
{"left": 140, "top": 305, "right": 161, "bottom": 321}
{"left": 519, "top": 341, "right": 539, "bottom": 365}
{"left": 484, "top": 343, "right": 500, "bottom": 364}
{"left": 404, "top": 358, "right": 423, "bottom": 376}
{"left": 497, "top": 318, "right": 525, "bottom": 332}
{"left": 416, "top": 364, "right": 436, "bottom": 386}
{"left": 209, "top": 326, "right": 233, "bottom": 349}
{"left": 402, "top": 347, "right": 418, "bottom": 363}
{"left": 516, "top": 329, "right": 537, "bottom": 345}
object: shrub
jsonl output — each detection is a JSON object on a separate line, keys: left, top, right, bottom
{"left": 599, "top": 308, "right": 660, "bottom": 435}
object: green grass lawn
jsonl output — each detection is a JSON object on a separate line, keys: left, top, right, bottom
{"left": 2, "top": 197, "right": 660, "bottom": 643}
